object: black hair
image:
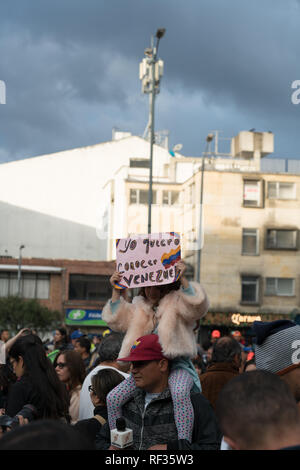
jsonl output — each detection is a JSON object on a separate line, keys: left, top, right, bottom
{"left": 0, "top": 364, "right": 16, "bottom": 408}
{"left": 0, "top": 419, "right": 95, "bottom": 450}
{"left": 91, "top": 368, "right": 125, "bottom": 404}
{"left": 9, "top": 334, "right": 69, "bottom": 420}
{"left": 243, "top": 357, "right": 256, "bottom": 372}
{"left": 98, "top": 333, "right": 124, "bottom": 363}
{"left": 216, "top": 370, "right": 300, "bottom": 449}
{"left": 211, "top": 336, "right": 242, "bottom": 364}
{"left": 138, "top": 279, "right": 182, "bottom": 299}
{"left": 75, "top": 336, "right": 91, "bottom": 354}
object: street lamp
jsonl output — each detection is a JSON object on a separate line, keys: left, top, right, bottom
{"left": 196, "top": 134, "right": 214, "bottom": 283}
{"left": 17, "top": 245, "right": 25, "bottom": 297}
{"left": 139, "top": 28, "right": 166, "bottom": 234}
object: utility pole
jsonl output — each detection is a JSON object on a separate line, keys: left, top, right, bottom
{"left": 17, "top": 245, "right": 25, "bottom": 296}
{"left": 139, "top": 28, "right": 166, "bottom": 234}
{"left": 196, "top": 134, "right": 214, "bottom": 283}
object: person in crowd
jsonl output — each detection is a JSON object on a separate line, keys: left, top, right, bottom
{"left": 210, "top": 330, "right": 221, "bottom": 344}
{"left": 6, "top": 334, "right": 69, "bottom": 421}
{"left": 1, "top": 328, "right": 32, "bottom": 362}
{"left": 252, "top": 319, "right": 300, "bottom": 404}
{"left": 53, "top": 327, "right": 72, "bottom": 352}
{"left": 231, "top": 330, "right": 245, "bottom": 346}
{"left": 79, "top": 333, "right": 129, "bottom": 420}
{"left": 199, "top": 336, "right": 241, "bottom": 410}
{"left": 103, "top": 260, "right": 209, "bottom": 443}
{"left": 74, "top": 336, "right": 92, "bottom": 372}
{"left": 0, "top": 329, "right": 10, "bottom": 344}
{"left": 74, "top": 368, "right": 125, "bottom": 442}
{"left": 216, "top": 370, "right": 300, "bottom": 450}
{"left": 95, "top": 334, "right": 221, "bottom": 450}
{"left": 87, "top": 334, "right": 102, "bottom": 370}
{"left": 0, "top": 363, "right": 16, "bottom": 410}
{"left": 0, "top": 419, "right": 95, "bottom": 450}
{"left": 192, "top": 356, "right": 206, "bottom": 378}
{"left": 243, "top": 357, "right": 256, "bottom": 372}
{"left": 70, "top": 329, "right": 84, "bottom": 348}
{"left": 201, "top": 339, "right": 213, "bottom": 367}
{"left": 54, "top": 350, "right": 86, "bottom": 424}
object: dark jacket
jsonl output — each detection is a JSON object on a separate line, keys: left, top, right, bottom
{"left": 95, "top": 387, "right": 221, "bottom": 450}
{"left": 73, "top": 405, "right": 107, "bottom": 442}
{"left": 200, "top": 362, "right": 240, "bottom": 410}
{"left": 6, "top": 376, "right": 44, "bottom": 418}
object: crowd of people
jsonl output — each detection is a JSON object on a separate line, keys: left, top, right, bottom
{"left": 0, "top": 261, "right": 300, "bottom": 451}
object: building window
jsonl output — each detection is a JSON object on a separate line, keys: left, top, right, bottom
{"left": 69, "top": 274, "right": 111, "bottom": 301}
{"left": 265, "top": 278, "right": 295, "bottom": 296}
{"left": 129, "top": 159, "right": 150, "bottom": 168}
{"left": 268, "top": 182, "right": 296, "bottom": 200}
{"left": 129, "top": 189, "right": 157, "bottom": 205}
{"left": 243, "top": 179, "right": 263, "bottom": 207}
{"left": 266, "top": 229, "right": 298, "bottom": 250}
{"left": 0, "top": 272, "right": 50, "bottom": 299}
{"left": 162, "top": 190, "right": 180, "bottom": 205}
{"left": 241, "top": 276, "right": 259, "bottom": 304}
{"left": 242, "top": 229, "right": 259, "bottom": 255}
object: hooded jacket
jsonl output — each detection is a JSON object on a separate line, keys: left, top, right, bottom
{"left": 101, "top": 281, "right": 209, "bottom": 360}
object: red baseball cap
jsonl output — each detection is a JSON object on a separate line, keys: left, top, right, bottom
{"left": 118, "top": 334, "right": 167, "bottom": 362}
{"left": 211, "top": 330, "right": 221, "bottom": 339}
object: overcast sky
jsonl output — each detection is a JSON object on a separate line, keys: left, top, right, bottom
{"left": 0, "top": 0, "right": 300, "bottom": 163}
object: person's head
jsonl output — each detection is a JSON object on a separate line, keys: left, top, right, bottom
{"left": 118, "top": 334, "right": 170, "bottom": 393}
{"left": 216, "top": 370, "right": 300, "bottom": 450}
{"left": 9, "top": 334, "right": 69, "bottom": 419}
{"left": 0, "top": 329, "right": 10, "bottom": 343}
{"left": 139, "top": 280, "right": 181, "bottom": 305}
{"left": 55, "top": 350, "right": 86, "bottom": 391}
{"left": 211, "top": 336, "right": 242, "bottom": 367}
{"left": 253, "top": 320, "right": 300, "bottom": 401}
{"left": 0, "top": 419, "right": 95, "bottom": 450}
{"left": 93, "top": 334, "right": 102, "bottom": 346}
{"left": 98, "top": 332, "right": 124, "bottom": 365}
{"left": 74, "top": 336, "right": 91, "bottom": 358}
{"left": 192, "top": 356, "right": 205, "bottom": 376}
{"left": 70, "top": 329, "right": 84, "bottom": 346}
{"left": 89, "top": 368, "right": 125, "bottom": 407}
{"left": 54, "top": 328, "right": 68, "bottom": 346}
{"left": 231, "top": 330, "right": 242, "bottom": 342}
{"left": 9, "top": 334, "right": 44, "bottom": 378}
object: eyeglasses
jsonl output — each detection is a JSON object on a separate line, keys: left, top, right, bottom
{"left": 56, "top": 362, "right": 67, "bottom": 369}
{"left": 88, "top": 385, "right": 95, "bottom": 393}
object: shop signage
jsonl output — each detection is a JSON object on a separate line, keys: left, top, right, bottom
{"left": 65, "top": 308, "right": 107, "bottom": 326}
{"left": 231, "top": 313, "right": 262, "bottom": 326}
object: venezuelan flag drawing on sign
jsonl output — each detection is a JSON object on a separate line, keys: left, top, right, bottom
{"left": 161, "top": 246, "right": 181, "bottom": 269}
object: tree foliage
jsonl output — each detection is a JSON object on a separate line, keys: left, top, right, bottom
{"left": 0, "top": 296, "right": 62, "bottom": 333}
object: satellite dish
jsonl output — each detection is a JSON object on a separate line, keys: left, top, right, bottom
{"left": 172, "top": 143, "right": 183, "bottom": 152}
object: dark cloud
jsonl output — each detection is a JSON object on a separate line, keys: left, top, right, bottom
{"left": 0, "top": 0, "right": 300, "bottom": 161}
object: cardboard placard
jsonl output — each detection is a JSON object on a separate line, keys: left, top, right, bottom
{"left": 115, "top": 232, "right": 181, "bottom": 289}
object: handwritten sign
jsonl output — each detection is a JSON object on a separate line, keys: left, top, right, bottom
{"left": 115, "top": 232, "right": 181, "bottom": 289}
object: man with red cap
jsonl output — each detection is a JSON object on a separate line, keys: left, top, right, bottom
{"left": 95, "top": 334, "right": 221, "bottom": 450}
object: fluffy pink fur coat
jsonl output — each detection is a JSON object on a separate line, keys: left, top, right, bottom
{"left": 102, "top": 281, "right": 209, "bottom": 360}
